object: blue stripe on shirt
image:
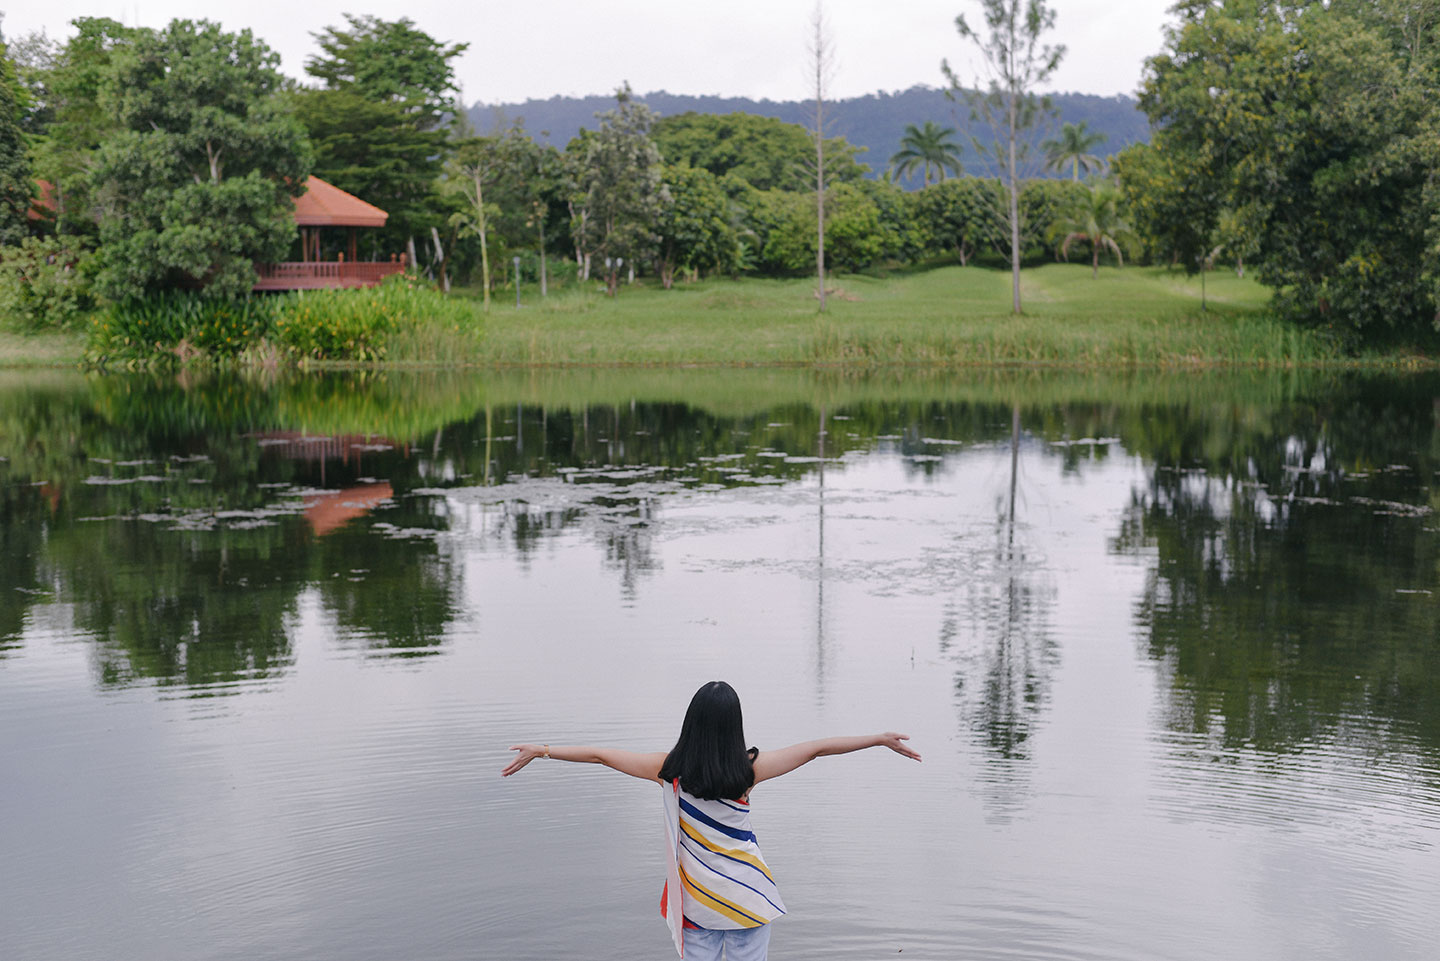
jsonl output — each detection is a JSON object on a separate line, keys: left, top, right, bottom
{"left": 678, "top": 796, "right": 757, "bottom": 842}
{"left": 680, "top": 835, "right": 787, "bottom": 917}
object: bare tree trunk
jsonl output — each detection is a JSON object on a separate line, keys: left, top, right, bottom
{"left": 474, "top": 170, "right": 491, "bottom": 310}
{"left": 538, "top": 218, "right": 549, "bottom": 296}
{"left": 1008, "top": 91, "right": 1022, "bottom": 314}
{"left": 811, "top": 3, "right": 831, "bottom": 313}
{"left": 431, "top": 226, "right": 450, "bottom": 293}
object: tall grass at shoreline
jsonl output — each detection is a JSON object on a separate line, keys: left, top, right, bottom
{"left": 84, "top": 276, "right": 482, "bottom": 367}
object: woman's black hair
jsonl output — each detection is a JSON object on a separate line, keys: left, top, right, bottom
{"left": 658, "top": 680, "right": 757, "bottom": 800}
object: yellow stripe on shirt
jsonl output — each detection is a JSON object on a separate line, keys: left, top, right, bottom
{"left": 679, "top": 817, "right": 776, "bottom": 883}
{"left": 679, "top": 869, "right": 766, "bottom": 926}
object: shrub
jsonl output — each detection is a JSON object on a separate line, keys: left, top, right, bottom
{"left": 271, "top": 275, "right": 475, "bottom": 362}
{"left": 87, "top": 292, "right": 282, "bottom": 363}
{"left": 0, "top": 237, "right": 95, "bottom": 331}
{"left": 84, "top": 275, "right": 480, "bottom": 366}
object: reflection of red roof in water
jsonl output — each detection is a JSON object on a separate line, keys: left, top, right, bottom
{"left": 251, "top": 431, "right": 402, "bottom": 462}
{"left": 304, "top": 482, "right": 393, "bottom": 537}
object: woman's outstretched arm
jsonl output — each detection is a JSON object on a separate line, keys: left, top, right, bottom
{"left": 502, "top": 744, "right": 667, "bottom": 782}
{"left": 751, "top": 732, "right": 920, "bottom": 785}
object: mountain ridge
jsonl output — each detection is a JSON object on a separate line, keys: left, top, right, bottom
{"left": 467, "top": 84, "right": 1151, "bottom": 186}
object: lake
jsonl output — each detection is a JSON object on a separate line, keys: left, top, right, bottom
{"left": 2, "top": 367, "right": 1437, "bottom": 961}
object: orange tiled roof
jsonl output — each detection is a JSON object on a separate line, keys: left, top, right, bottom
{"left": 292, "top": 176, "right": 388, "bottom": 228}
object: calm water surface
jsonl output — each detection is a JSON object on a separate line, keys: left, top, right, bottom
{"left": 2, "top": 369, "right": 1438, "bottom": 961}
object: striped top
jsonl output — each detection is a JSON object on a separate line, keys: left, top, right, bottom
{"left": 660, "top": 780, "right": 786, "bottom": 932}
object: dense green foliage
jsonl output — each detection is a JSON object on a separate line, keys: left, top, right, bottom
{"left": 652, "top": 111, "right": 867, "bottom": 191}
{"left": 0, "top": 35, "right": 31, "bottom": 245}
{"left": 654, "top": 162, "right": 739, "bottom": 287}
{"left": 21, "top": 18, "right": 136, "bottom": 237}
{"left": 1135, "top": 0, "right": 1440, "bottom": 343}
{"left": 86, "top": 276, "right": 477, "bottom": 366}
{"left": 305, "top": 15, "right": 468, "bottom": 130}
{"left": 299, "top": 16, "right": 467, "bottom": 253}
{"left": 0, "top": 236, "right": 93, "bottom": 330}
{"left": 571, "top": 86, "right": 665, "bottom": 296}
{"left": 89, "top": 20, "right": 311, "bottom": 302}
{"left": 291, "top": 89, "right": 448, "bottom": 255}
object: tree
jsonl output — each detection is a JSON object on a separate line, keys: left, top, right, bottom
{"left": 915, "top": 177, "right": 1005, "bottom": 265}
{"left": 305, "top": 15, "right": 467, "bottom": 131}
{"left": 944, "top": 0, "right": 1066, "bottom": 314}
{"left": 571, "top": 84, "right": 665, "bottom": 297}
{"left": 447, "top": 125, "right": 534, "bottom": 308}
{"left": 651, "top": 111, "right": 867, "bottom": 192}
{"left": 0, "top": 33, "right": 32, "bottom": 245}
{"left": 889, "top": 120, "right": 964, "bottom": 186}
{"left": 89, "top": 20, "right": 311, "bottom": 301}
{"left": 23, "top": 18, "right": 137, "bottom": 238}
{"left": 1139, "top": 0, "right": 1440, "bottom": 341}
{"left": 1112, "top": 140, "right": 1218, "bottom": 273}
{"left": 1042, "top": 121, "right": 1105, "bottom": 181}
{"left": 1056, "top": 182, "right": 1128, "bottom": 278}
{"left": 303, "top": 16, "right": 466, "bottom": 264}
{"left": 654, "top": 163, "right": 738, "bottom": 288}
{"left": 291, "top": 88, "right": 448, "bottom": 255}
{"left": 808, "top": 2, "right": 835, "bottom": 311}
{"left": 748, "top": 183, "right": 886, "bottom": 275}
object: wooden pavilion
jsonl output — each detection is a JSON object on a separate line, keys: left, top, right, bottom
{"left": 253, "top": 176, "right": 407, "bottom": 291}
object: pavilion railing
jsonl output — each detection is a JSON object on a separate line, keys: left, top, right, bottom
{"left": 253, "top": 259, "right": 407, "bottom": 291}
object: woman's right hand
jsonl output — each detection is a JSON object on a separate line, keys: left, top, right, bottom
{"left": 877, "top": 732, "right": 922, "bottom": 762}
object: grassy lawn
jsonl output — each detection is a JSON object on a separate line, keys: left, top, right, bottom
{"left": 0, "top": 329, "right": 86, "bottom": 367}
{"left": 0, "top": 263, "right": 1379, "bottom": 369}
{"left": 470, "top": 263, "right": 1334, "bottom": 367}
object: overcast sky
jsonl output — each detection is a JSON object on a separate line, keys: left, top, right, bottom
{"left": 3, "top": 1, "right": 1176, "bottom": 105}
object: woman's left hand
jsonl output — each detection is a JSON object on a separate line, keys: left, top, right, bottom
{"left": 501, "top": 744, "right": 545, "bottom": 777}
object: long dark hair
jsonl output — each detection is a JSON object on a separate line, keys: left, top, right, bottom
{"left": 658, "top": 680, "right": 757, "bottom": 800}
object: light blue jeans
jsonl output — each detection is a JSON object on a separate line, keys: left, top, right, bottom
{"left": 682, "top": 923, "right": 772, "bottom": 961}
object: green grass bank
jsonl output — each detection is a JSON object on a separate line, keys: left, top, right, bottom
{"left": 0, "top": 263, "right": 1421, "bottom": 370}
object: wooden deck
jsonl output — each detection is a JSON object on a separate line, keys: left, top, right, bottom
{"left": 254, "top": 261, "right": 406, "bottom": 291}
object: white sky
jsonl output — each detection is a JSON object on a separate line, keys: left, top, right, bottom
{"left": 3, "top": 1, "right": 1175, "bottom": 104}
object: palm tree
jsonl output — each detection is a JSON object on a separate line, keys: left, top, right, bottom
{"left": 889, "top": 121, "right": 963, "bottom": 186}
{"left": 1043, "top": 122, "right": 1107, "bottom": 181}
{"left": 1058, "top": 183, "right": 1129, "bottom": 278}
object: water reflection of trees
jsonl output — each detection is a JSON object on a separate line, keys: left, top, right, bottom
{"left": 1111, "top": 381, "right": 1440, "bottom": 760}
{"left": 940, "top": 406, "right": 1060, "bottom": 817}
{"left": 7, "top": 367, "right": 1440, "bottom": 738}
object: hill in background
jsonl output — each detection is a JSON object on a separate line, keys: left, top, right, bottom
{"left": 468, "top": 85, "right": 1150, "bottom": 187}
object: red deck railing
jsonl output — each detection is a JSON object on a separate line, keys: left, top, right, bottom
{"left": 253, "top": 260, "right": 406, "bottom": 291}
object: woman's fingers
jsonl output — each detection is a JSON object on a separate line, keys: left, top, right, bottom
{"left": 884, "top": 732, "right": 922, "bottom": 761}
{"left": 501, "top": 745, "right": 535, "bottom": 777}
